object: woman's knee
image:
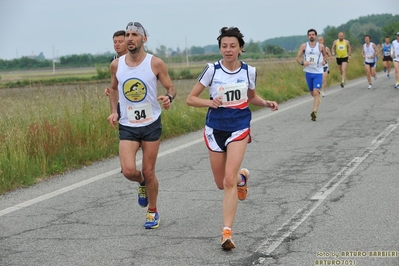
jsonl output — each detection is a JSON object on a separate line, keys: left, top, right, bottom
{"left": 223, "top": 176, "right": 237, "bottom": 189}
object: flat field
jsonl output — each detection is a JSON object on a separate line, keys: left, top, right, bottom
{"left": 0, "top": 67, "right": 97, "bottom": 83}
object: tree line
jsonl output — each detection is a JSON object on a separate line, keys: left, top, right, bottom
{"left": 1, "top": 14, "right": 398, "bottom": 72}
{"left": 0, "top": 52, "right": 116, "bottom": 71}
{"left": 264, "top": 14, "right": 399, "bottom": 52}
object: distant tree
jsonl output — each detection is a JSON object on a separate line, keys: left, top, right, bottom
{"left": 342, "top": 29, "right": 361, "bottom": 49}
{"left": 36, "top": 52, "right": 46, "bottom": 61}
{"left": 19, "top": 56, "right": 37, "bottom": 68}
{"left": 190, "top": 46, "right": 205, "bottom": 55}
{"left": 245, "top": 39, "right": 261, "bottom": 53}
{"left": 261, "top": 35, "right": 307, "bottom": 52}
{"left": 95, "top": 64, "right": 110, "bottom": 79}
{"left": 155, "top": 45, "right": 167, "bottom": 57}
{"left": 324, "top": 13, "right": 399, "bottom": 49}
{"left": 263, "top": 44, "right": 285, "bottom": 55}
{"left": 5, "top": 14, "right": 399, "bottom": 71}
{"left": 58, "top": 53, "right": 108, "bottom": 67}
{"left": 0, "top": 59, "right": 8, "bottom": 70}
{"left": 349, "top": 22, "right": 362, "bottom": 38}
{"left": 382, "top": 21, "right": 399, "bottom": 40}
{"left": 203, "top": 44, "right": 219, "bottom": 54}
{"left": 358, "top": 28, "right": 382, "bottom": 45}
{"left": 146, "top": 48, "right": 154, "bottom": 54}
{"left": 0, "top": 56, "right": 51, "bottom": 70}
{"left": 349, "top": 14, "right": 398, "bottom": 28}
{"left": 358, "top": 23, "right": 380, "bottom": 41}
{"left": 323, "top": 26, "right": 339, "bottom": 48}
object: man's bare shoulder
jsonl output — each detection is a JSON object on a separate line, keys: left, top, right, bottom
{"left": 110, "top": 58, "right": 119, "bottom": 71}
{"left": 151, "top": 55, "right": 165, "bottom": 64}
{"left": 151, "top": 55, "right": 167, "bottom": 69}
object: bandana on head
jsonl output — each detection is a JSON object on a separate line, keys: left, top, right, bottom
{"left": 126, "top": 22, "right": 149, "bottom": 37}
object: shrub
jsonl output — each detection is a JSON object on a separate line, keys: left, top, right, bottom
{"left": 95, "top": 64, "right": 110, "bottom": 79}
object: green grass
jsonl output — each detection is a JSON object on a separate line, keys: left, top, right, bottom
{"left": 0, "top": 68, "right": 97, "bottom": 82}
{"left": 0, "top": 52, "right": 374, "bottom": 194}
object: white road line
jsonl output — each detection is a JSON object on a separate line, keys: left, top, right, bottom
{"left": 0, "top": 139, "right": 206, "bottom": 217}
{"left": 0, "top": 168, "right": 120, "bottom": 216}
{"left": 253, "top": 120, "right": 399, "bottom": 264}
{"left": 0, "top": 77, "right": 372, "bottom": 217}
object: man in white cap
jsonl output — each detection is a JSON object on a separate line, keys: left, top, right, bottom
{"left": 107, "top": 21, "right": 176, "bottom": 229}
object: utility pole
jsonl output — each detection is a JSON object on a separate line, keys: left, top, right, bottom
{"left": 185, "top": 37, "right": 189, "bottom": 67}
{"left": 52, "top": 44, "right": 55, "bottom": 74}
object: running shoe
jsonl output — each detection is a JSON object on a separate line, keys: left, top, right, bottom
{"left": 321, "top": 91, "right": 325, "bottom": 97}
{"left": 368, "top": 84, "right": 372, "bottom": 90}
{"left": 395, "top": 84, "right": 399, "bottom": 89}
{"left": 374, "top": 75, "right": 377, "bottom": 80}
{"left": 311, "top": 111, "right": 317, "bottom": 121}
{"left": 387, "top": 75, "right": 390, "bottom": 79}
{"left": 384, "top": 67, "right": 387, "bottom": 72}
{"left": 237, "top": 168, "right": 249, "bottom": 201}
{"left": 221, "top": 229, "right": 235, "bottom": 250}
{"left": 340, "top": 82, "right": 344, "bottom": 88}
{"left": 144, "top": 212, "right": 160, "bottom": 229}
{"left": 138, "top": 184, "right": 148, "bottom": 208}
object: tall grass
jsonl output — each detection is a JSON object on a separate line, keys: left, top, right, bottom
{"left": 0, "top": 52, "right": 373, "bottom": 194}
{"left": 0, "top": 85, "right": 118, "bottom": 192}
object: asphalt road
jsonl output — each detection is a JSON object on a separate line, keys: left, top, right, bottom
{"left": 1, "top": 72, "right": 399, "bottom": 266}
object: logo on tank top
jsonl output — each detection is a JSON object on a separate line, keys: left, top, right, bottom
{"left": 123, "top": 78, "right": 147, "bottom": 102}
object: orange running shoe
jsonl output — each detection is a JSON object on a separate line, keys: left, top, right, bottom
{"left": 221, "top": 229, "right": 235, "bottom": 250}
{"left": 237, "top": 168, "right": 249, "bottom": 201}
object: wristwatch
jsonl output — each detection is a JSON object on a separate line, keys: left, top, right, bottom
{"left": 166, "top": 94, "right": 173, "bottom": 103}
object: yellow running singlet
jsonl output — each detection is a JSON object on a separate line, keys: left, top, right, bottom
{"left": 335, "top": 40, "right": 348, "bottom": 58}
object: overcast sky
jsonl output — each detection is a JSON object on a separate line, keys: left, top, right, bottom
{"left": 0, "top": 0, "right": 398, "bottom": 60}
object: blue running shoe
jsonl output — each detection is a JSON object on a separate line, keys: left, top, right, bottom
{"left": 144, "top": 212, "right": 160, "bottom": 229}
{"left": 138, "top": 184, "right": 148, "bottom": 208}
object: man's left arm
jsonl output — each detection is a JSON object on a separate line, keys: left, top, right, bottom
{"left": 373, "top": 43, "right": 379, "bottom": 58}
{"left": 152, "top": 57, "right": 176, "bottom": 109}
{"left": 347, "top": 40, "right": 352, "bottom": 57}
{"left": 320, "top": 44, "right": 327, "bottom": 65}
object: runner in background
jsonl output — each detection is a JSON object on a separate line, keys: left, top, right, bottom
{"left": 362, "top": 35, "right": 379, "bottom": 90}
{"left": 331, "top": 32, "right": 351, "bottom": 88}
{"left": 381, "top": 36, "right": 393, "bottom": 79}
{"left": 318, "top": 36, "right": 331, "bottom": 97}
{"left": 391, "top": 32, "right": 399, "bottom": 89}
{"left": 296, "top": 29, "right": 327, "bottom": 121}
